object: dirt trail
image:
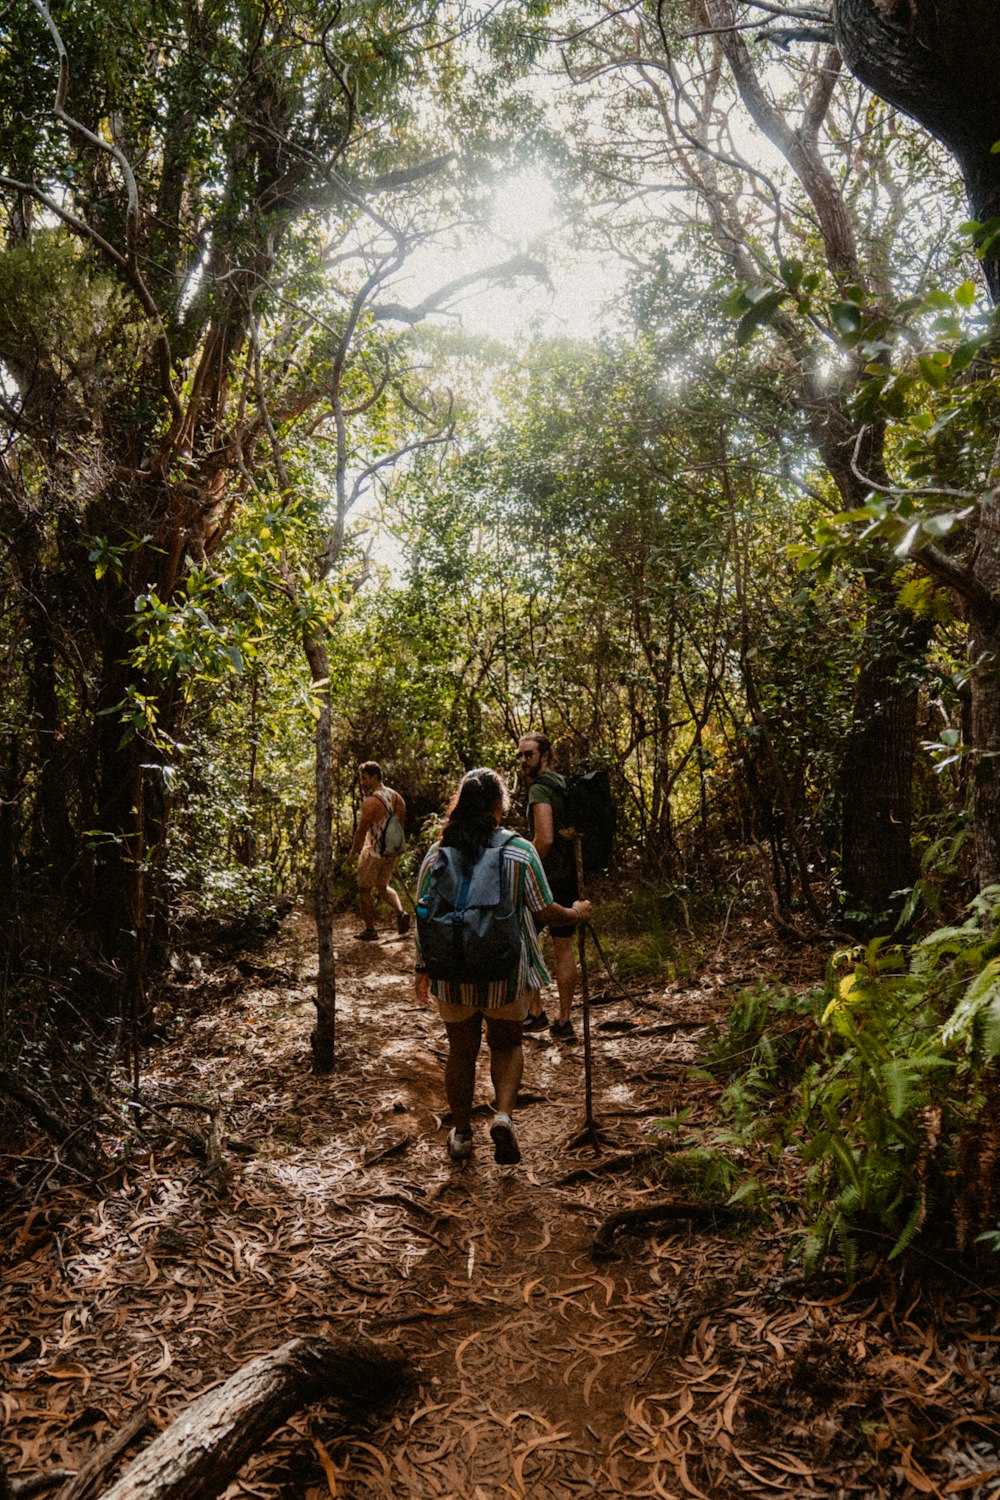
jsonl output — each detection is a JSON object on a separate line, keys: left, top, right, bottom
{"left": 3, "top": 912, "right": 999, "bottom": 1498}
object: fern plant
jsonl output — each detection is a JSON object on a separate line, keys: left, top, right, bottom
{"left": 697, "top": 890, "right": 1000, "bottom": 1279}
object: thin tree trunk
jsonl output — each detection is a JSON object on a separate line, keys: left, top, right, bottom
{"left": 970, "top": 476, "right": 1000, "bottom": 890}
{"left": 305, "top": 633, "right": 337, "bottom": 1072}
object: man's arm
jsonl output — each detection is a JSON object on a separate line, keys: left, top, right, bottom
{"left": 348, "top": 794, "right": 379, "bottom": 861}
{"left": 530, "top": 798, "right": 554, "bottom": 860}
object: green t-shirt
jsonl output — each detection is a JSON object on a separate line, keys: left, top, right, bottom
{"left": 527, "top": 772, "right": 575, "bottom": 884}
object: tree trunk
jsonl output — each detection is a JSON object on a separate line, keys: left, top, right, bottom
{"left": 840, "top": 572, "right": 930, "bottom": 915}
{"left": 25, "top": 599, "right": 77, "bottom": 882}
{"left": 97, "top": 1336, "right": 407, "bottom": 1500}
{"left": 0, "top": 732, "right": 18, "bottom": 931}
{"left": 834, "top": 2, "right": 1000, "bottom": 893}
{"left": 305, "top": 632, "right": 337, "bottom": 1072}
{"left": 835, "top": 0, "right": 1000, "bottom": 298}
{"left": 690, "top": 6, "right": 927, "bottom": 920}
{"left": 834, "top": 0, "right": 1000, "bottom": 1230}
{"left": 970, "top": 478, "right": 1000, "bottom": 890}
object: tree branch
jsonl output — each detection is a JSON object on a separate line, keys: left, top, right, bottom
{"left": 372, "top": 255, "right": 550, "bottom": 323}
{"left": 702, "top": 0, "right": 860, "bottom": 281}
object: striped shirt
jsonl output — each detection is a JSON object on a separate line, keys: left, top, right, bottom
{"left": 414, "top": 831, "right": 553, "bottom": 1009}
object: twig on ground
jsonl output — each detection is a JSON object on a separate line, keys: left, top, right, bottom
{"left": 52, "top": 1405, "right": 151, "bottom": 1500}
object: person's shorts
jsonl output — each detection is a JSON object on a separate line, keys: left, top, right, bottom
{"left": 437, "top": 992, "right": 528, "bottom": 1025}
{"left": 534, "top": 871, "right": 578, "bottom": 940}
{"left": 358, "top": 850, "right": 398, "bottom": 892}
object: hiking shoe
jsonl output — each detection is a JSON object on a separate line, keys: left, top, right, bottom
{"left": 447, "top": 1127, "right": 473, "bottom": 1162}
{"left": 522, "top": 1009, "right": 549, "bottom": 1032}
{"left": 550, "top": 1018, "right": 577, "bottom": 1041}
{"left": 396, "top": 910, "right": 410, "bottom": 935}
{"left": 354, "top": 928, "right": 379, "bottom": 941}
{"left": 490, "top": 1113, "right": 521, "bottom": 1165}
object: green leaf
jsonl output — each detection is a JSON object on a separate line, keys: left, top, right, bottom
{"left": 779, "top": 256, "right": 804, "bottom": 290}
{"left": 982, "top": 994, "right": 1000, "bottom": 1058}
{"left": 917, "top": 354, "right": 950, "bottom": 388}
{"left": 735, "top": 290, "right": 786, "bottom": 345}
{"left": 888, "top": 1200, "right": 925, "bottom": 1260}
{"left": 881, "top": 1059, "right": 913, "bottom": 1119}
{"left": 831, "top": 301, "right": 862, "bottom": 336}
{"left": 942, "top": 956, "right": 1000, "bottom": 1046}
{"left": 951, "top": 339, "right": 982, "bottom": 372}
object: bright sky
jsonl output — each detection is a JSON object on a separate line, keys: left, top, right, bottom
{"left": 397, "top": 166, "right": 628, "bottom": 345}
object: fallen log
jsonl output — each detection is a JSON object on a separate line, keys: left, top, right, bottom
{"left": 95, "top": 1336, "right": 407, "bottom": 1500}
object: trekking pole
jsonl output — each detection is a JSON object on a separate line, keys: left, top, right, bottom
{"left": 567, "top": 834, "right": 603, "bottom": 1152}
{"left": 399, "top": 878, "right": 418, "bottom": 914}
{"left": 583, "top": 921, "right": 628, "bottom": 998}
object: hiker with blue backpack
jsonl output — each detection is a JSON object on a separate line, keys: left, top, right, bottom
{"left": 347, "top": 761, "right": 409, "bottom": 942}
{"left": 413, "top": 767, "right": 592, "bottom": 1165}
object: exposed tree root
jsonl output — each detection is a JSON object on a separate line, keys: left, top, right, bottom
{"left": 550, "top": 1149, "right": 658, "bottom": 1187}
{"left": 592, "top": 1200, "right": 738, "bottom": 1261}
{"left": 0, "top": 1072, "right": 101, "bottom": 1177}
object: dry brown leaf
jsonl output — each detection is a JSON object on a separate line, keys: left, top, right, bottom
{"left": 727, "top": 1447, "right": 796, "bottom": 1490}
{"left": 313, "top": 1437, "right": 339, "bottom": 1495}
{"left": 721, "top": 1387, "right": 740, "bottom": 1434}
{"left": 677, "top": 1451, "right": 711, "bottom": 1499}
{"left": 900, "top": 1447, "right": 945, "bottom": 1496}
{"left": 44, "top": 1364, "right": 91, "bottom": 1394}
{"left": 944, "top": 1471, "right": 1000, "bottom": 1494}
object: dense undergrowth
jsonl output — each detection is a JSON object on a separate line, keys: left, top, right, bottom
{"left": 679, "top": 887, "right": 1000, "bottom": 1282}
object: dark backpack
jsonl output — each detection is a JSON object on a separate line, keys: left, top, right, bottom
{"left": 415, "top": 830, "right": 522, "bottom": 983}
{"left": 540, "top": 769, "right": 617, "bottom": 873}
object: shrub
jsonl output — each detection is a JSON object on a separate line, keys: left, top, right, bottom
{"left": 694, "top": 889, "right": 1000, "bottom": 1279}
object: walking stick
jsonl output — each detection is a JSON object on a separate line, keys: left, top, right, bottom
{"left": 567, "top": 834, "right": 605, "bottom": 1152}
{"left": 582, "top": 921, "right": 628, "bottom": 998}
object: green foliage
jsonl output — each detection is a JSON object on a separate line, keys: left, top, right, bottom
{"left": 656, "top": 1141, "right": 742, "bottom": 1202}
{"left": 787, "top": 273, "right": 998, "bottom": 585}
{"left": 696, "top": 894, "right": 1000, "bottom": 1280}
{"left": 368, "top": 321, "right": 860, "bottom": 891}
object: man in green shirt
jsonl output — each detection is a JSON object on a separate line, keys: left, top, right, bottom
{"left": 516, "top": 732, "right": 581, "bottom": 1040}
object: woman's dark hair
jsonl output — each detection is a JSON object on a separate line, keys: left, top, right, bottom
{"left": 441, "top": 767, "right": 510, "bottom": 861}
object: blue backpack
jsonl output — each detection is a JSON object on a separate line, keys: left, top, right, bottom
{"left": 416, "top": 831, "right": 521, "bottom": 983}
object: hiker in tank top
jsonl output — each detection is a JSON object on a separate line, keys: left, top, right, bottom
{"left": 347, "top": 760, "right": 408, "bottom": 941}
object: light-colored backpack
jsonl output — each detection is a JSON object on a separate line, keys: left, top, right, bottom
{"left": 374, "top": 788, "right": 406, "bottom": 857}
